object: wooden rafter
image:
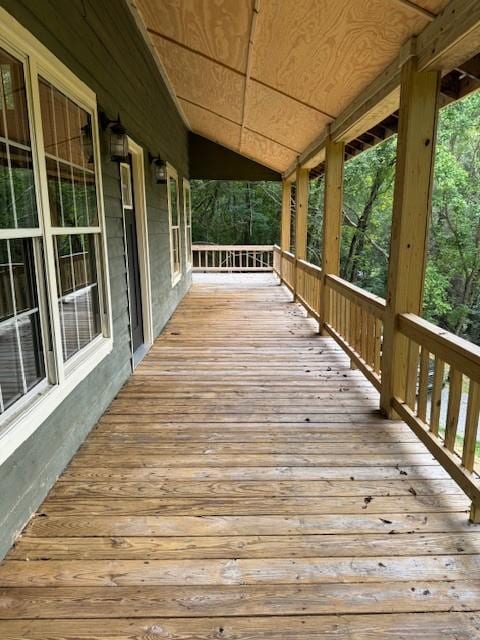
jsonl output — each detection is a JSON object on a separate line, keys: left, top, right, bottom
{"left": 286, "top": 0, "right": 480, "bottom": 180}
{"left": 308, "top": 54, "right": 480, "bottom": 179}
{"left": 390, "top": 0, "right": 437, "bottom": 21}
{"left": 240, "top": 0, "right": 260, "bottom": 154}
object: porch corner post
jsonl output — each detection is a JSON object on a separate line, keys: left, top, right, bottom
{"left": 280, "top": 179, "right": 292, "bottom": 253}
{"left": 280, "top": 179, "right": 292, "bottom": 285}
{"left": 320, "top": 135, "right": 345, "bottom": 334}
{"left": 379, "top": 55, "right": 441, "bottom": 418}
{"left": 295, "top": 167, "right": 309, "bottom": 260}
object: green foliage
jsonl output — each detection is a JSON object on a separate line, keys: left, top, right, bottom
{"left": 190, "top": 91, "right": 480, "bottom": 345}
{"left": 340, "top": 137, "right": 396, "bottom": 297}
{"left": 191, "top": 180, "right": 281, "bottom": 245}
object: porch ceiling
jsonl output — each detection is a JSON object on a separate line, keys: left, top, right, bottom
{"left": 131, "top": 0, "right": 449, "bottom": 173}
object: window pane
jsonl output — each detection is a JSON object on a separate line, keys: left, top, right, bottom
{"left": 86, "top": 171, "right": 98, "bottom": 226}
{"left": 0, "top": 47, "right": 38, "bottom": 230}
{"left": 45, "top": 157, "right": 62, "bottom": 226}
{"left": 73, "top": 168, "right": 88, "bottom": 226}
{"left": 0, "top": 141, "right": 14, "bottom": 228}
{"left": 0, "top": 49, "right": 30, "bottom": 146}
{"left": 0, "top": 317, "right": 23, "bottom": 409}
{"left": 169, "top": 176, "right": 178, "bottom": 226}
{"left": 0, "top": 238, "right": 45, "bottom": 413}
{"left": 39, "top": 77, "right": 98, "bottom": 228}
{"left": 38, "top": 80, "right": 55, "bottom": 155}
{"left": 10, "top": 147, "right": 37, "bottom": 227}
{"left": 55, "top": 233, "right": 101, "bottom": 361}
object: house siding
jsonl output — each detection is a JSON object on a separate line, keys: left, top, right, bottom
{"left": 0, "top": 0, "right": 191, "bottom": 559}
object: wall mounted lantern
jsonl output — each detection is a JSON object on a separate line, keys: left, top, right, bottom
{"left": 149, "top": 153, "right": 167, "bottom": 183}
{"left": 100, "top": 112, "right": 128, "bottom": 162}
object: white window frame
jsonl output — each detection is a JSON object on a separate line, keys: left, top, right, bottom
{"left": 166, "top": 163, "right": 181, "bottom": 286}
{"left": 0, "top": 9, "right": 113, "bottom": 466}
{"left": 183, "top": 178, "right": 192, "bottom": 271}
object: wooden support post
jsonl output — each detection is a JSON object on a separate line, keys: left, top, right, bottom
{"left": 295, "top": 167, "right": 309, "bottom": 260}
{"left": 279, "top": 180, "right": 292, "bottom": 286}
{"left": 380, "top": 57, "right": 440, "bottom": 417}
{"left": 319, "top": 136, "right": 345, "bottom": 334}
{"left": 280, "top": 180, "right": 292, "bottom": 252}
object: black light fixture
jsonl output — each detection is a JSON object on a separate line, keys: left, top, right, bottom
{"left": 100, "top": 112, "right": 128, "bottom": 162}
{"left": 148, "top": 152, "right": 167, "bottom": 183}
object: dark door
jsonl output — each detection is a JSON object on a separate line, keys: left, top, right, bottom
{"left": 122, "top": 160, "right": 144, "bottom": 355}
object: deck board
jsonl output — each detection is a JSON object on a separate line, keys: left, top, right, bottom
{"left": 1, "top": 273, "right": 480, "bottom": 638}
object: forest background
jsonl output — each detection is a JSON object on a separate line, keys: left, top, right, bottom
{"left": 191, "top": 92, "right": 480, "bottom": 345}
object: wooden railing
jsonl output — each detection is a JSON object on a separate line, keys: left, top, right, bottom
{"left": 296, "top": 259, "right": 322, "bottom": 322}
{"left": 392, "top": 313, "right": 480, "bottom": 519}
{"left": 278, "top": 248, "right": 296, "bottom": 292}
{"left": 193, "top": 245, "right": 274, "bottom": 272}
{"left": 273, "top": 245, "right": 480, "bottom": 518}
{"left": 324, "top": 274, "right": 385, "bottom": 391}
{"left": 274, "top": 246, "right": 385, "bottom": 390}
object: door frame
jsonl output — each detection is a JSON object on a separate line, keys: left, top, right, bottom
{"left": 121, "top": 137, "right": 154, "bottom": 368}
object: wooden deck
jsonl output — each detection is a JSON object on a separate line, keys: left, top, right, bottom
{"left": 1, "top": 273, "right": 480, "bottom": 638}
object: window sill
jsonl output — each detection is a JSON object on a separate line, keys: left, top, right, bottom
{"left": 0, "top": 336, "right": 113, "bottom": 467}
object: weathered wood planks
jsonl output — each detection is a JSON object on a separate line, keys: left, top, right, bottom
{"left": 1, "top": 273, "right": 479, "bottom": 639}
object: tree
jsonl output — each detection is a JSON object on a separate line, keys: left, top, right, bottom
{"left": 191, "top": 180, "right": 281, "bottom": 245}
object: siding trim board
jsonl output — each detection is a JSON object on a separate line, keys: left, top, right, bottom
{"left": 0, "top": 0, "right": 192, "bottom": 560}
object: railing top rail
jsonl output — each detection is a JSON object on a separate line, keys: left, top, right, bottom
{"left": 281, "top": 250, "right": 296, "bottom": 261}
{"left": 192, "top": 244, "right": 274, "bottom": 251}
{"left": 325, "top": 273, "right": 386, "bottom": 317}
{"left": 398, "top": 313, "right": 480, "bottom": 382}
{"left": 297, "top": 258, "right": 322, "bottom": 276}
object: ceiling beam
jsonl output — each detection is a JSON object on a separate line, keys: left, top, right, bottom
{"left": 416, "top": 0, "right": 480, "bottom": 71}
{"left": 390, "top": 0, "right": 436, "bottom": 21}
{"left": 240, "top": 0, "right": 260, "bottom": 155}
{"left": 284, "top": 0, "right": 480, "bottom": 179}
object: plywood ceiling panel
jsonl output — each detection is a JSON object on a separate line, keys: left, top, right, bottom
{"left": 241, "top": 128, "right": 298, "bottom": 173}
{"left": 244, "top": 81, "right": 332, "bottom": 153}
{"left": 132, "top": 0, "right": 456, "bottom": 173}
{"left": 137, "top": 0, "right": 252, "bottom": 71}
{"left": 179, "top": 99, "right": 242, "bottom": 150}
{"left": 252, "top": 0, "right": 433, "bottom": 118}
{"left": 152, "top": 34, "right": 245, "bottom": 123}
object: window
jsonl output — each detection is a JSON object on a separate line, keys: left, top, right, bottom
{"left": 0, "top": 45, "right": 46, "bottom": 416}
{"left": 167, "top": 164, "right": 181, "bottom": 285}
{"left": 183, "top": 178, "right": 192, "bottom": 270}
{"left": 0, "top": 12, "right": 111, "bottom": 458}
{"left": 39, "top": 77, "right": 103, "bottom": 362}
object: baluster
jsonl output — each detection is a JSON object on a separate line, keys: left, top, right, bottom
{"left": 462, "top": 380, "right": 480, "bottom": 472}
{"left": 356, "top": 305, "right": 362, "bottom": 356}
{"left": 430, "top": 357, "right": 445, "bottom": 435}
{"left": 349, "top": 299, "right": 355, "bottom": 347}
{"left": 417, "top": 347, "right": 430, "bottom": 422}
{"left": 360, "top": 307, "right": 367, "bottom": 362}
{"left": 405, "top": 340, "right": 419, "bottom": 410}
{"left": 374, "top": 318, "right": 382, "bottom": 374}
{"left": 444, "top": 368, "right": 463, "bottom": 452}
